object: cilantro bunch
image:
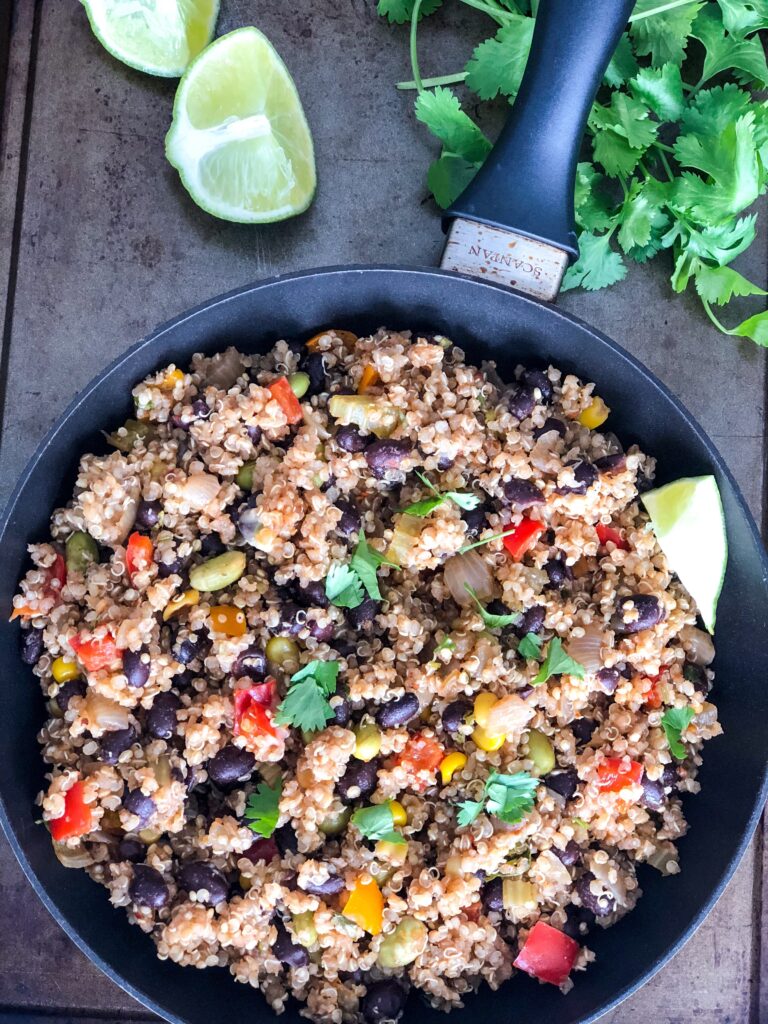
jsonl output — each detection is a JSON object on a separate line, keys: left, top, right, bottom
{"left": 457, "top": 769, "right": 539, "bottom": 826}
{"left": 377, "top": 0, "right": 768, "bottom": 344}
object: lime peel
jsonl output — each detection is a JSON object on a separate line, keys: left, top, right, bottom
{"left": 641, "top": 475, "right": 727, "bottom": 634}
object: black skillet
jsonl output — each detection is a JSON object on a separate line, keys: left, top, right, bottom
{"left": 1, "top": 2, "right": 767, "bottom": 1023}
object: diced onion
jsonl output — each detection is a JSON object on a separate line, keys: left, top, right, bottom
{"left": 444, "top": 550, "right": 494, "bottom": 607}
{"left": 84, "top": 693, "right": 131, "bottom": 732}
{"left": 181, "top": 473, "right": 220, "bottom": 510}
{"left": 485, "top": 695, "right": 534, "bottom": 738}
{"left": 238, "top": 506, "right": 263, "bottom": 545}
{"left": 565, "top": 623, "right": 605, "bottom": 674}
{"left": 205, "top": 347, "right": 245, "bottom": 390}
{"left": 53, "top": 841, "right": 94, "bottom": 869}
{"left": 679, "top": 625, "right": 715, "bottom": 666}
{"left": 695, "top": 701, "right": 718, "bottom": 728}
{"left": 502, "top": 878, "right": 537, "bottom": 910}
{"left": 328, "top": 394, "right": 400, "bottom": 438}
{"left": 385, "top": 515, "right": 422, "bottom": 565}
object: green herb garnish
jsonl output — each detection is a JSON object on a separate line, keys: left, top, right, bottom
{"left": 244, "top": 778, "right": 282, "bottom": 838}
{"left": 661, "top": 705, "right": 695, "bottom": 759}
{"left": 532, "top": 638, "right": 586, "bottom": 686}
{"left": 517, "top": 632, "right": 543, "bottom": 659}
{"left": 275, "top": 660, "right": 339, "bottom": 731}
{"left": 457, "top": 770, "right": 539, "bottom": 828}
{"left": 350, "top": 804, "right": 406, "bottom": 845}
{"left": 378, "top": 0, "right": 768, "bottom": 346}
{"left": 571, "top": 817, "right": 588, "bottom": 829}
{"left": 325, "top": 563, "right": 364, "bottom": 608}
{"left": 434, "top": 636, "right": 456, "bottom": 654}
{"left": 459, "top": 526, "right": 519, "bottom": 555}
{"left": 464, "top": 584, "right": 520, "bottom": 629}
{"left": 402, "top": 470, "right": 481, "bottom": 517}
{"left": 325, "top": 530, "right": 398, "bottom": 609}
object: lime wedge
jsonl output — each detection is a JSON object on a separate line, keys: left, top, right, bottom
{"left": 641, "top": 475, "right": 727, "bottom": 634}
{"left": 165, "top": 27, "right": 316, "bottom": 224}
{"left": 81, "top": 0, "right": 219, "bottom": 77}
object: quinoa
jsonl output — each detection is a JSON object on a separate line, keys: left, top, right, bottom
{"left": 12, "top": 328, "right": 720, "bottom": 1021}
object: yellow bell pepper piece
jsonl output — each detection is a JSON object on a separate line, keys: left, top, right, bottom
{"left": 472, "top": 725, "right": 505, "bottom": 752}
{"left": 473, "top": 692, "right": 497, "bottom": 730}
{"left": 343, "top": 875, "right": 384, "bottom": 934}
{"left": 209, "top": 604, "right": 247, "bottom": 637}
{"left": 579, "top": 396, "right": 610, "bottom": 430}
{"left": 354, "top": 722, "right": 382, "bottom": 762}
{"left": 52, "top": 657, "right": 80, "bottom": 684}
{"left": 439, "top": 751, "right": 468, "bottom": 784}
{"left": 388, "top": 800, "right": 407, "bottom": 826}
{"left": 162, "top": 588, "right": 200, "bottom": 621}
{"left": 160, "top": 367, "right": 184, "bottom": 390}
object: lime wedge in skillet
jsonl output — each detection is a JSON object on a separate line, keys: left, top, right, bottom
{"left": 641, "top": 475, "right": 727, "bottom": 634}
{"left": 81, "top": 0, "right": 219, "bottom": 77}
{"left": 165, "top": 27, "right": 316, "bottom": 224}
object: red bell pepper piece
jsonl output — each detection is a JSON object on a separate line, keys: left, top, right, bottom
{"left": 10, "top": 552, "right": 67, "bottom": 621}
{"left": 234, "top": 680, "right": 279, "bottom": 742}
{"left": 125, "top": 532, "right": 154, "bottom": 577}
{"left": 642, "top": 663, "right": 670, "bottom": 709}
{"left": 502, "top": 518, "right": 545, "bottom": 561}
{"left": 268, "top": 376, "right": 303, "bottom": 425}
{"left": 514, "top": 921, "right": 579, "bottom": 986}
{"left": 595, "top": 523, "right": 629, "bottom": 551}
{"left": 49, "top": 781, "right": 93, "bottom": 842}
{"left": 397, "top": 732, "right": 444, "bottom": 774}
{"left": 597, "top": 756, "right": 643, "bottom": 792}
{"left": 69, "top": 630, "right": 121, "bottom": 673}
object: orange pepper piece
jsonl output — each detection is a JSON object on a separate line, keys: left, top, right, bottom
{"left": 125, "top": 532, "right": 154, "bottom": 577}
{"left": 343, "top": 875, "right": 384, "bottom": 934}
{"left": 210, "top": 604, "right": 247, "bottom": 637}
{"left": 49, "top": 781, "right": 93, "bottom": 842}
{"left": 268, "top": 376, "right": 303, "bottom": 425}
{"left": 357, "top": 365, "right": 380, "bottom": 395}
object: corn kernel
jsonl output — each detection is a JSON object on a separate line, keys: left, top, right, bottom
{"left": 354, "top": 722, "right": 382, "bottom": 762}
{"left": 388, "top": 800, "right": 407, "bottom": 826}
{"left": 579, "top": 396, "right": 610, "bottom": 430}
{"left": 162, "top": 588, "right": 200, "bottom": 621}
{"left": 374, "top": 839, "right": 408, "bottom": 865}
{"left": 473, "top": 692, "right": 497, "bottom": 730}
{"left": 52, "top": 657, "right": 80, "bottom": 684}
{"left": 161, "top": 367, "right": 184, "bottom": 390}
{"left": 439, "top": 751, "right": 468, "bottom": 785}
{"left": 472, "top": 725, "right": 505, "bottom": 752}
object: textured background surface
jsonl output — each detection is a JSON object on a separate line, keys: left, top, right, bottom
{"left": 0, "top": 2, "right": 766, "bottom": 1021}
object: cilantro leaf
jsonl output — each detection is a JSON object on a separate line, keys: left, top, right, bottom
{"left": 716, "top": 0, "right": 768, "bottom": 37}
{"left": 517, "top": 632, "right": 543, "bottom": 659}
{"left": 574, "top": 162, "right": 617, "bottom": 233}
{"left": 351, "top": 804, "right": 406, "bottom": 845}
{"left": 445, "top": 490, "right": 481, "bottom": 511}
{"left": 592, "top": 128, "right": 644, "bottom": 178}
{"left": 693, "top": 262, "right": 768, "bottom": 306}
{"left": 604, "top": 32, "right": 639, "bottom": 88}
{"left": 722, "top": 309, "right": 768, "bottom": 346}
{"left": 661, "top": 706, "right": 695, "bottom": 759}
{"left": 325, "top": 563, "right": 364, "bottom": 609}
{"left": 630, "top": 0, "right": 703, "bottom": 67}
{"left": 617, "top": 181, "right": 670, "bottom": 254}
{"left": 414, "top": 88, "right": 492, "bottom": 164}
{"left": 630, "top": 62, "right": 685, "bottom": 121}
{"left": 532, "top": 637, "right": 586, "bottom": 686}
{"left": 465, "top": 584, "right": 521, "bottom": 629}
{"left": 351, "top": 530, "right": 396, "bottom": 601}
{"left": 275, "top": 660, "right": 339, "bottom": 731}
{"left": 403, "top": 495, "right": 444, "bottom": 517}
{"left": 561, "top": 232, "right": 628, "bottom": 293}
{"left": 244, "top": 778, "right": 282, "bottom": 838}
{"left": 427, "top": 154, "right": 480, "bottom": 209}
{"left": 680, "top": 82, "right": 754, "bottom": 137}
{"left": 691, "top": 6, "right": 768, "bottom": 88}
{"left": 590, "top": 94, "right": 658, "bottom": 151}
{"left": 376, "top": 0, "right": 443, "bottom": 24}
{"left": 402, "top": 472, "right": 480, "bottom": 517}
{"left": 464, "top": 18, "right": 533, "bottom": 100}
{"left": 457, "top": 770, "right": 539, "bottom": 827}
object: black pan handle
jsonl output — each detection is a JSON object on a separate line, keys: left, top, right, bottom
{"left": 444, "top": 0, "right": 635, "bottom": 261}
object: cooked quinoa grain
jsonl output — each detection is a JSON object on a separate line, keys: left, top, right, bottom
{"left": 13, "top": 328, "right": 720, "bottom": 1018}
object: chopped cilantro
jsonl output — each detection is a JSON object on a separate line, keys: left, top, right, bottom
{"left": 350, "top": 804, "right": 406, "bottom": 845}
{"left": 325, "top": 563, "right": 364, "bottom": 609}
{"left": 244, "top": 778, "right": 282, "bottom": 838}
{"left": 325, "top": 531, "right": 397, "bottom": 610}
{"left": 401, "top": 470, "right": 481, "bottom": 517}
{"left": 517, "top": 632, "right": 543, "bottom": 659}
{"left": 434, "top": 636, "right": 456, "bottom": 654}
{"left": 457, "top": 770, "right": 539, "bottom": 828}
{"left": 464, "top": 584, "right": 520, "bottom": 630}
{"left": 532, "top": 638, "right": 586, "bottom": 686}
{"left": 275, "top": 660, "right": 339, "bottom": 732}
{"left": 662, "top": 705, "right": 695, "bottom": 759}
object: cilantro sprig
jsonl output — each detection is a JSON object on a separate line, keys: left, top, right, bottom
{"left": 351, "top": 804, "right": 406, "bottom": 845}
{"left": 378, "top": 0, "right": 768, "bottom": 345}
{"left": 275, "top": 659, "right": 340, "bottom": 732}
{"left": 464, "top": 584, "right": 521, "bottom": 629}
{"left": 531, "top": 638, "right": 586, "bottom": 686}
{"left": 517, "top": 632, "right": 543, "bottom": 659}
{"left": 325, "top": 530, "right": 398, "bottom": 610}
{"left": 244, "top": 778, "right": 282, "bottom": 838}
{"left": 457, "top": 770, "right": 539, "bottom": 827}
{"left": 661, "top": 705, "right": 695, "bottom": 759}
{"left": 402, "top": 470, "right": 481, "bottom": 517}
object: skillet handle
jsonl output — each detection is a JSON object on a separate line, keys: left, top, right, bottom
{"left": 442, "top": 0, "right": 634, "bottom": 299}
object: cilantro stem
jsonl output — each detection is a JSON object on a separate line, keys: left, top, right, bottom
{"left": 397, "top": 71, "right": 468, "bottom": 91}
{"left": 700, "top": 297, "right": 732, "bottom": 336}
{"left": 459, "top": 526, "right": 518, "bottom": 554}
{"left": 456, "top": 0, "right": 512, "bottom": 25}
{"left": 658, "top": 149, "right": 674, "bottom": 181}
{"left": 409, "top": 0, "right": 424, "bottom": 92}
{"left": 627, "top": 0, "right": 699, "bottom": 21}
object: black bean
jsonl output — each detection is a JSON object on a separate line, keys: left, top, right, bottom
{"left": 300, "top": 872, "right": 345, "bottom": 897}
{"left": 116, "top": 838, "right": 144, "bottom": 863}
{"left": 563, "top": 904, "right": 595, "bottom": 939}
{"left": 330, "top": 696, "right": 351, "bottom": 727}
{"left": 295, "top": 580, "right": 329, "bottom": 609}
{"left": 309, "top": 620, "right": 335, "bottom": 643}
{"left": 100, "top": 726, "right": 137, "bottom": 765}
{"left": 534, "top": 417, "right": 566, "bottom": 440}
{"left": 522, "top": 368, "right": 552, "bottom": 404}
{"left": 594, "top": 453, "right": 626, "bottom": 474}
{"left": 554, "top": 840, "right": 582, "bottom": 867}
{"left": 346, "top": 598, "right": 379, "bottom": 631}
{"left": 332, "top": 638, "right": 358, "bottom": 658}
{"left": 157, "top": 557, "right": 185, "bottom": 579}
{"left": 246, "top": 424, "right": 262, "bottom": 445}
{"left": 376, "top": 692, "right": 420, "bottom": 729}
{"left": 517, "top": 605, "right": 545, "bottom": 636}
{"left": 661, "top": 762, "right": 680, "bottom": 791}
{"left": 335, "top": 499, "right": 362, "bottom": 539}
{"left": 365, "top": 439, "right": 412, "bottom": 477}
{"left": 437, "top": 455, "right": 454, "bottom": 471}
{"left": 484, "top": 599, "right": 519, "bottom": 634}
{"left": 684, "top": 662, "right": 710, "bottom": 693}
{"left": 596, "top": 668, "right": 620, "bottom": 694}
{"left": 272, "top": 917, "right": 309, "bottom": 966}
{"left": 558, "top": 460, "right": 598, "bottom": 495}
{"left": 192, "top": 398, "right": 210, "bottom": 420}
{"left": 135, "top": 500, "right": 161, "bottom": 529}
{"left": 462, "top": 503, "right": 489, "bottom": 537}
{"left": 147, "top": 691, "right": 181, "bottom": 740}
{"left": 612, "top": 594, "right": 664, "bottom": 635}
{"left": 362, "top": 980, "right": 407, "bottom": 1024}
{"left": 337, "top": 760, "right": 379, "bottom": 804}
{"left": 640, "top": 773, "right": 666, "bottom": 811}
{"left": 178, "top": 861, "right": 229, "bottom": 905}
{"left": 232, "top": 645, "right": 267, "bottom": 681}
{"left": 508, "top": 384, "right": 535, "bottom": 420}
{"left": 274, "top": 824, "right": 299, "bottom": 855}
{"left": 174, "top": 634, "right": 207, "bottom": 665}
{"left": 174, "top": 669, "right": 196, "bottom": 690}
{"left": 335, "top": 425, "right": 371, "bottom": 453}
{"left": 207, "top": 745, "right": 256, "bottom": 789}
{"left": 502, "top": 477, "right": 544, "bottom": 509}
{"left": 279, "top": 602, "right": 306, "bottom": 637}
{"left": 123, "top": 648, "right": 150, "bottom": 688}
{"left": 129, "top": 864, "right": 169, "bottom": 909}
{"left": 545, "top": 557, "right": 570, "bottom": 588}
{"left": 481, "top": 876, "right": 503, "bottom": 913}
{"left": 575, "top": 871, "right": 615, "bottom": 917}
{"left": 200, "top": 533, "right": 225, "bottom": 557}
{"left": 20, "top": 627, "right": 44, "bottom": 666}
{"left": 546, "top": 769, "right": 578, "bottom": 801}
{"left": 571, "top": 718, "right": 596, "bottom": 746}
{"left": 123, "top": 789, "right": 156, "bottom": 827}
{"left": 300, "top": 351, "right": 327, "bottom": 396}
{"left": 55, "top": 677, "right": 87, "bottom": 713}
{"left": 442, "top": 699, "right": 472, "bottom": 734}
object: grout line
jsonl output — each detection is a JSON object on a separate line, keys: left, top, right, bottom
{"left": 0, "top": 0, "right": 42, "bottom": 448}
{"left": 0, "top": 1, "right": 12, "bottom": 140}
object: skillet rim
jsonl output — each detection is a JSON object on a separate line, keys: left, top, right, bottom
{"left": 1, "top": 263, "right": 766, "bottom": 1024}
